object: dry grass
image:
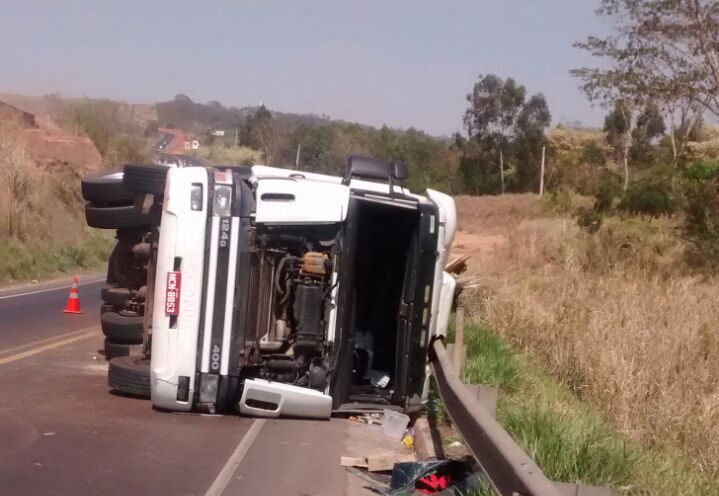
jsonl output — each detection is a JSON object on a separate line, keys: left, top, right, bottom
{"left": 456, "top": 194, "right": 719, "bottom": 486}
{"left": 0, "top": 124, "right": 110, "bottom": 282}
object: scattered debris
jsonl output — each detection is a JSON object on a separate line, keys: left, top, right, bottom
{"left": 341, "top": 456, "right": 368, "bottom": 468}
{"left": 341, "top": 452, "right": 416, "bottom": 472}
{"left": 382, "top": 409, "right": 410, "bottom": 440}
{"left": 402, "top": 430, "right": 414, "bottom": 449}
{"left": 348, "top": 412, "right": 383, "bottom": 425}
{"left": 365, "top": 369, "right": 390, "bottom": 388}
{"left": 388, "top": 460, "right": 478, "bottom": 495}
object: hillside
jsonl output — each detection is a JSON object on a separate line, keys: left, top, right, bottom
{"left": 0, "top": 96, "right": 111, "bottom": 283}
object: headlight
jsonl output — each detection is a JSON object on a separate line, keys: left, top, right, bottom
{"left": 190, "top": 183, "right": 203, "bottom": 211}
{"left": 213, "top": 185, "right": 232, "bottom": 217}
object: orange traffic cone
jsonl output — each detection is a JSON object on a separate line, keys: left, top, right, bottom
{"left": 63, "top": 276, "right": 83, "bottom": 314}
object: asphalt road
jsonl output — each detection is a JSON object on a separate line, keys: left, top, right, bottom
{"left": 0, "top": 277, "right": 359, "bottom": 496}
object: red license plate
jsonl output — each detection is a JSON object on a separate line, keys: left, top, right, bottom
{"left": 165, "top": 271, "right": 181, "bottom": 316}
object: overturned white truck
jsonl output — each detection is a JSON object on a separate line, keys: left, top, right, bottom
{"left": 88, "top": 157, "right": 457, "bottom": 419}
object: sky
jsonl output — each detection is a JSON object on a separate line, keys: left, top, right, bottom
{"left": 0, "top": 0, "right": 610, "bottom": 136}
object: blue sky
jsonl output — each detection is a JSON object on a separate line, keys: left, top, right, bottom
{"left": 0, "top": 0, "right": 609, "bottom": 135}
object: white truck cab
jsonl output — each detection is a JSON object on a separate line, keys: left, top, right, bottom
{"left": 148, "top": 157, "right": 457, "bottom": 417}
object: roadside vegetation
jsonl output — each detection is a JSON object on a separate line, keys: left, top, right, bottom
{"left": 454, "top": 193, "right": 719, "bottom": 494}
{"left": 460, "top": 321, "right": 713, "bottom": 495}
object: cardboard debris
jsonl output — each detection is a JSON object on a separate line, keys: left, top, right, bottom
{"left": 341, "top": 456, "right": 368, "bottom": 468}
{"left": 341, "top": 453, "right": 417, "bottom": 472}
{"left": 445, "top": 251, "right": 474, "bottom": 274}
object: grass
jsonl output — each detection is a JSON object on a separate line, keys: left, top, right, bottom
{"left": 460, "top": 321, "right": 715, "bottom": 495}
{"left": 0, "top": 230, "right": 113, "bottom": 284}
{"left": 451, "top": 193, "right": 719, "bottom": 494}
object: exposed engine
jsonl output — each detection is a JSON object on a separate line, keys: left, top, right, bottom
{"left": 239, "top": 227, "right": 337, "bottom": 392}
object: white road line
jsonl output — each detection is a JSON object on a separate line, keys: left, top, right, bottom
{"left": 0, "top": 278, "right": 105, "bottom": 300}
{"left": 205, "top": 419, "right": 266, "bottom": 496}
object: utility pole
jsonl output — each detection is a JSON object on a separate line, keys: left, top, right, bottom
{"left": 499, "top": 148, "right": 505, "bottom": 195}
{"left": 539, "top": 145, "right": 546, "bottom": 196}
{"left": 295, "top": 144, "right": 301, "bottom": 167}
{"left": 235, "top": 128, "right": 238, "bottom": 148}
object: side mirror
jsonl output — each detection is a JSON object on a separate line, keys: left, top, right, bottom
{"left": 392, "top": 162, "right": 409, "bottom": 181}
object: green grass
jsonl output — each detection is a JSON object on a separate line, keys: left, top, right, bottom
{"left": 0, "top": 231, "right": 113, "bottom": 284}
{"left": 457, "top": 321, "right": 717, "bottom": 496}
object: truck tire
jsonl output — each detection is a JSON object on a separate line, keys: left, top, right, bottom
{"left": 108, "top": 356, "right": 151, "bottom": 398}
{"left": 123, "top": 164, "right": 169, "bottom": 195}
{"left": 101, "top": 311, "right": 143, "bottom": 343}
{"left": 107, "top": 239, "right": 147, "bottom": 289}
{"left": 81, "top": 170, "right": 133, "bottom": 205}
{"left": 85, "top": 204, "right": 152, "bottom": 230}
{"left": 104, "top": 339, "right": 142, "bottom": 360}
{"left": 101, "top": 285, "right": 132, "bottom": 307}
{"left": 101, "top": 303, "right": 116, "bottom": 314}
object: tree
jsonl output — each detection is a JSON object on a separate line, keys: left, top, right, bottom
{"left": 242, "top": 106, "right": 287, "bottom": 165}
{"left": 630, "top": 102, "right": 666, "bottom": 166}
{"left": 514, "top": 94, "right": 552, "bottom": 191}
{"left": 463, "top": 74, "right": 526, "bottom": 193}
{"left": 603, "top": 99, "right": 635, "bottom": 191}
{"left": 572, "top": 0, "right": 719, "bottom": 167}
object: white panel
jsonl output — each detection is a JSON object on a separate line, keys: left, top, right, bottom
{"left": 255, "top": 177, "right": 350, "bottom": 224}
{"left": 151, "top": 166, "right": 209, "bottom": 411}
{"left": 220, "top": 217, "right": 240, "bottom": 375}
{"left": 200, "top": 217, "right": 220, "bottom": 373}
{"left": 326, "top": 258, "right": 340, "bottom": 344}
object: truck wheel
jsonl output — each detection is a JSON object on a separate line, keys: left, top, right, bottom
{"left": 101, "top": 311, "right": 143, "bottom": 343}
{"left": 123, "top": 164, "right": 169, "bottom": 195}
{"left": 81, "top": 170, "right": 133, "bottom": 205}
{"left": 107, "top": 239, "right": 147, "bottom": 289}
{"left": 104, "top": 339, "right": 142, "bottom": 360}
{"left": 108, "top": 356, "right": 151, "bottom": 398}
{"left": 101, "top": 284, "right": 132, "bottom": 307}
{"left": 85, "top": 204, "right": 152, "bottom": 230}
{"left": 101, "top": 304, "right": 116, "bottom": 314}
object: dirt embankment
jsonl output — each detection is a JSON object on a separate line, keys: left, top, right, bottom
{"left": 0, "top": 98, "right": 104, "bottom": 248}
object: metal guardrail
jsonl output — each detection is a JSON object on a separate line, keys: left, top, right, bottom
{"left": 429, "top": 338, "right": 564, "bottom": 496}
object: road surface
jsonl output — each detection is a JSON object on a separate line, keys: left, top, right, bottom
{"left": 0, "top": 277, "right": 369, "bottom": 496}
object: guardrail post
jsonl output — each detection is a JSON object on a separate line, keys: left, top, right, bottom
{"left": 453, "top": 307, "right": 465, "bottom": 373}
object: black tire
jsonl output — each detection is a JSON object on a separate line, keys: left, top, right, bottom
{"left": 101, "top": 311, "right": 143, "bottom": 343}
{"left": 81, "top": 170, "right": 133, "bottom": 205}
{"left": 101, "top": 303, "right": 117, "bottom": 314}
{"left": 107, "top": 239, "right": 147, "bottom": 289}
{"left": 85, "top": 204, "right": 152, "bottom": 230}
{"left": 101, "top": 285, "right": 132, "bottom": 307}
{"left": 123, "top": 164, "right": 169, "bottom": 195}
{"left": 104, "top": 339, "right": 142, "bottom": 360}
{"left": 108, "top": 356, "right": 151, "bottom": 398}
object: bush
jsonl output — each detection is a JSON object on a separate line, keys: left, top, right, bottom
{"left": 618, "top": 167, "right": 681, "bottom": 219}
{"left": 683, "top": 162, "right": 719, "bottom": 263}
{"left": 577, "top": 208, "right": 603, "bottom": 233}
{"left": 543, "top": 188, "right": 573, "bottom": 215}
{"left": 592, "top": 171, "right": 622, "bottom": 213}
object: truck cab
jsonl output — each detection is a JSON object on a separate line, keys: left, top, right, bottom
{"left": 141, "top": 157, "right": 456, "bottom": 417}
